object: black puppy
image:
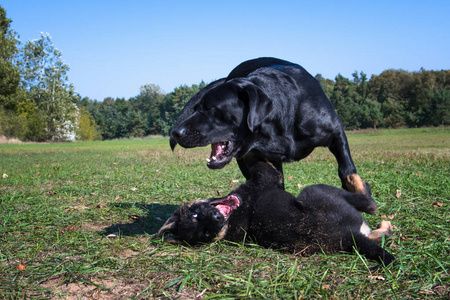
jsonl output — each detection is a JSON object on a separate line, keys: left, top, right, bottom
{"left": 157, "top": 162, "right": 395, "bottom": 270}
{"left": 170, "top": 57, "right": 376, "bottom": 212}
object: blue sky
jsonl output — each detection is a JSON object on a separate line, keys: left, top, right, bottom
{"left": 2, "top": 1, "right": 449, "bottom": 101}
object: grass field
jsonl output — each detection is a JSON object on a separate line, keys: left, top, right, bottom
{"left": 0, "top": 128, "right": 449, "bottom": 299}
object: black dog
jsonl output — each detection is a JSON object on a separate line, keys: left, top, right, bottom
{"left": 170, "top": 57, "right": 376, "bottom": 212}
{"left": 157, "top": 162, "right": 394, "bottom": 270}
{"left": 169, "top": 58, "right": 287, "bottom": 150}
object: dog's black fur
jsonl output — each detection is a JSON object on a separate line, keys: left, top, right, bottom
{"left": 157, "top": 162, "right": 395, "bottom": 270}
{"left": 169, "top": 58, "right": 289, "bottom": 151}
{"left": 170, "top": 58, "right": 376, "bottom": 211}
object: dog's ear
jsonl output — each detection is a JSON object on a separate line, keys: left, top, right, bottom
{"left": 243, "top": 86, "right": 273, "bottom": 132}
{"left": 156, "top": 211, "right": 182, "bottom": 244}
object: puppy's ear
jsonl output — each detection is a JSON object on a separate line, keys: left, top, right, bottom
{"left": 244, "top": 86, "right": 273, "bottom": 132}
{"left": 156, "top": 211, "right": 182, "bottom": 244}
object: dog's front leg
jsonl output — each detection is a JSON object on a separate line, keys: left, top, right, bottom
{"left": 238, "top": 152, "right": 284, "bottom": 189}
{"left": 328, "top": 129, "right": 377, "bottom": 213}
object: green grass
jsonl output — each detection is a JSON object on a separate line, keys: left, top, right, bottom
{"left": 0, "top": 128, "right": 449, "bottom": 299}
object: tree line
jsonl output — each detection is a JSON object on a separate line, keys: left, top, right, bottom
{"left": 318, "top": 70, "right": 449, "bottom": 130}
{"left": 1, "top": 6, "right": 449, "bottom": 142}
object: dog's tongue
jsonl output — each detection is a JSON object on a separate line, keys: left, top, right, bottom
{"left": 211, "top": 195, "right": 240, "bottom": 219}
{"left": 208, "top": 142, "right": 226, "bottom": 162}
{"left": 215, "top": 204, "right": 232, "bottom": 217}
{"left": 212, "top": 142, "right": 225, "bottom": 156}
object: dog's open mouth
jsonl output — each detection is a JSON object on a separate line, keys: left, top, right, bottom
{"left": 210, "top": 195, "right": 240, "bottom": 220}
{"left": 206, "top": 141, "right": 234, "bottom": 169}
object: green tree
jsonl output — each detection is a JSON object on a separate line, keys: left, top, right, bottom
{"left": 0, "top": 5, "right": 30, "bottom": 139}
{"left": 131, "top": 83, "right": 164, "bottom": 134}
{"left": 329, "top": 74, "right": 361, "bottom": 130}
{"left": 159, "top": 83, "right": 200, "bottom": 135}
{"left": 405, "top": 69, "right": 450, "bottom": 127}
{"left": 76, "top": 106, "right": 101, "bottom": 141}
{"left": 315, "top": 74, "right": 335, "bottom": 99}
{"left": 17, "top": 32, "right": 77, "bottom": 141}
{"left": 352, "top": 71, "right": 368, "bottom": 100}
{"left": 429, "top": 88, "right": 450, "bottom": 126}
{"left": 78, "top": 97, "right": 105, "bottom": 137}
{"left": 368, "top": 70, "right": 411, "bottom": 127}
{"left": 360, "top": 98, "right": 383, "bottom": 129}
{"left": 127, "top": 110, "right": 146, "bottom": 137}
{"left": 98, "top": 97, "right": 131, "bottom": 139}
{"left": 0, "top": 5, "right": 21, "bottom": 111}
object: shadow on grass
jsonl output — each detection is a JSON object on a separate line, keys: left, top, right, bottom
{"left": 102, "top": 202, "right": 179, "bottom": 237}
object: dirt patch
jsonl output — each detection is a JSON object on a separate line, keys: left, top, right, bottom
{"left": 432, "top": 283, "right": 449, "bottom": 298}
{"left": 80, "top": 222, "right": 108, "bottom": 231}
{"left": 40, "top": 276, "right": 149, "bottom": 299}
{"left": 39, "top": 274, "right": 203, "bottom": 299}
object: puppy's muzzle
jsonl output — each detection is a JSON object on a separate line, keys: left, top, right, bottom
{"left": 210, "top": 210, "right": 224, "bottom": 223}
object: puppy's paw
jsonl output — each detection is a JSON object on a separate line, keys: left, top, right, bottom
{"left": 376, "top": 220, "right": 393, "bottom": 236}
{"left": 369, "top": 221, "right": 393, "bottom": 243}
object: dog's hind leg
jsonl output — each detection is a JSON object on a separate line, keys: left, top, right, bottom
{"left": 335, "top": 188, "right": 379, "bottom": 214}
{"left": 346, "top": 232, "right": 395, "bottom": 271}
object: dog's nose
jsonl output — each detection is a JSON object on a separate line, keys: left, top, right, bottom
{"left": 211, "top": 210, "right": 223, "bottom": 222}
{"left": 171, "top": 127, "right": 186, "bottom": 139}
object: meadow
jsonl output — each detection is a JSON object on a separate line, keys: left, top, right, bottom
{"left": 0, "top": 127, "right": 449, "bottom": 299}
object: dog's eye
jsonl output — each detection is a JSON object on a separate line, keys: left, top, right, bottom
{"left": 192, "top": 213, "right": 198, "bottom": 218}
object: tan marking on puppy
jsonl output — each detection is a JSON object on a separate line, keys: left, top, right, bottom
{"left": 368, "top": 221, "right": 393, "bottom": 243}
{"left": 214, "top": 225, "right": 228, "bottom": 241}
{"left": 163, "top": 236, "right": 182, "bottom": 244}
{"left": 157, "top": 217, "right": 179, "bottom": 238}
{"left": 188, "top": 199, "right": 207, "bottom": 206}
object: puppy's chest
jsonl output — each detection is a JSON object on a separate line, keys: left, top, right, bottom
{"left": 251, "top": 206, "right": 310, "bottom": 238}
{"left": 222, "top": 207, "right": 251, "bottom": 241}
{"left": 250, "top": 210, "right": 307, "bottom": 233}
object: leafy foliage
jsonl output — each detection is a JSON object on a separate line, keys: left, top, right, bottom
{"left": 75, "top": 106, "right": 101, "bottom": 141}
{"left": 18, "top": 33, "right": 78, "bottom": 141}
{"left": 80, "top": 68, "right": 449, "bottom": 141}
{"left": 0, "top": 6, "right": 20, "bottom": 109}
{"left": 0, "top": 5, "right": 449, "bottom": 143}
{"left": 0, "top": 6, "right": 82, "bottom": 142}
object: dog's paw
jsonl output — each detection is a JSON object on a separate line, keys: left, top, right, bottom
{"left": 376, "top": 220, "right": 393, "bottom": 236}
{"left": 369, "top": 221, "right": 393, "bottom": 243}
{"left": 345, "top": 174, "right": 365, "bottom": 193}
{"left": 346, "top": 174, "right": 378, "bottom": 214}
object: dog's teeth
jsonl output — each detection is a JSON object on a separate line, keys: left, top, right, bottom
{"left": 212, "top": 156, "right": 216, "bottom": 161}
{"left": 206, "top": 158, "right": 211, "bottom": 163}
{"left": 221, "top": 145, "right": 226, "bottom": 149}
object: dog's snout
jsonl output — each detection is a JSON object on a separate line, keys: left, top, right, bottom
{"left": 211, "top": 210, "right": 223, "bottom": 222}
{"left": 172, "top": 127, "right": 186, "bottom": 139}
